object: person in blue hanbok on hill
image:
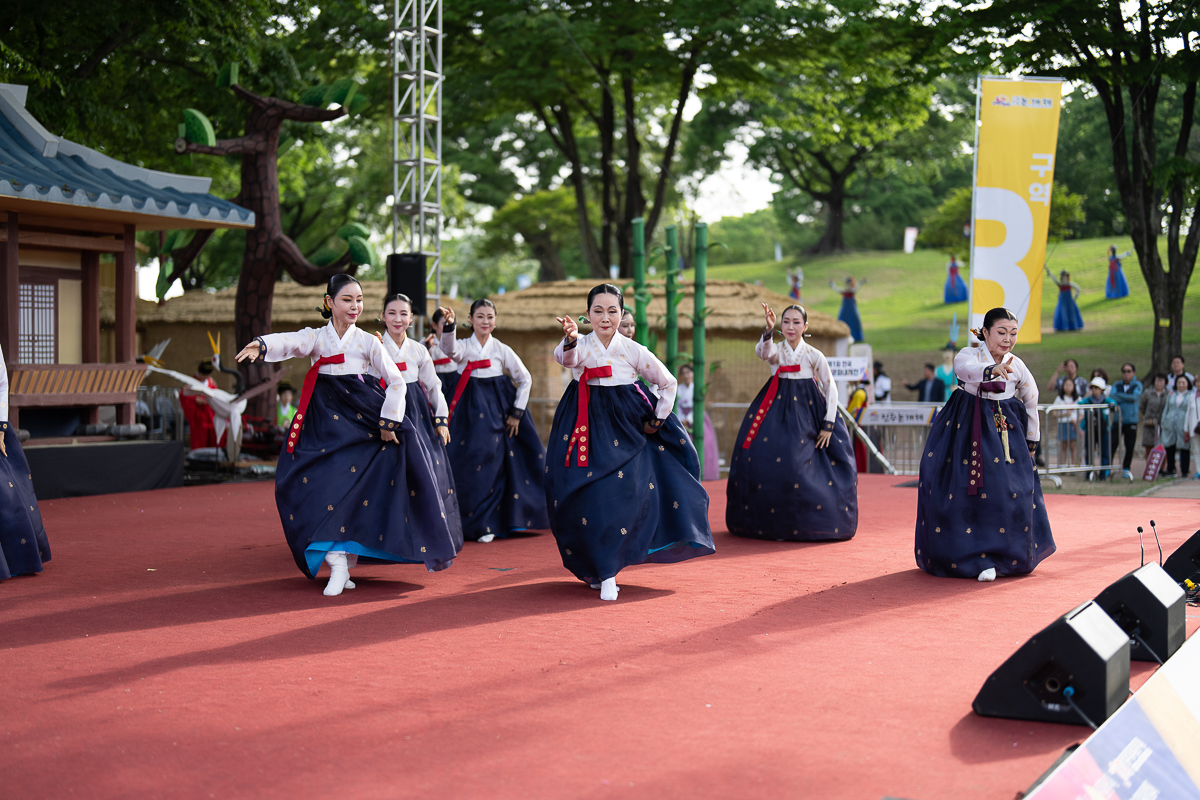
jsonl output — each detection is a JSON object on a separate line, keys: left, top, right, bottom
{"left": 367, "top": 293, "right": 463, "bottom": 550}
{"left": 726, "top": 303, "right": 858, "bottom": 541}
{"left": 829, "top": 276, "right": 866, "bottom": 342}
{"left": 547, "top": 284, "right": 714, "bottom": 602}
{"left": 944, "top": 254, "right": 968, "bottom": 304}
{"left": 914, "top": 307, "right": 1055, "bottom": 582}
{"left": 0, "top": 344, "right": 52, "bottom": 581}
{"left": 1045, "top": 266, "right": 1084, "bottom": 331}
{"left": 1106, "top": 246, "right": 1131, "bottom": 299}
{"left": 441, "top": 298, "right": 549, "bottom": 542}
{"left": 236, "top": 273, "right": 460, "bottom": 596}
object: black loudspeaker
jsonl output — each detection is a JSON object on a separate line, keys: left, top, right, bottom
{"left": 1094, "top": 563, "right": 1186, "bottom": 663}
{"left": 973, "top": 601, "right": 1130, "bottom": 727}
{"left": 1163, "top": 529, "right": 1200, "bottom": 584}
{"left": 386, "top": 253, "right": 428, "bottom": 317}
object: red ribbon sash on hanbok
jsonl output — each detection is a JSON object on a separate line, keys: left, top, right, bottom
{"left": 741, "top": 365, "right": 804, "bottom": 449}
{"left": 1108, "top": 260, "right": 1119, "bottom": 290}
{"left": 565, "top": 366, "right": 613, "bottom": 467}
{"left": 287, "top": 354, "right": 346, "bottom": 454}
{"left": 447, "top": 359, "right": 491, "bottom": 422}
{"left": 378, "top": 361, "right": 407, "bottom": 390}
{"left": 968, "top": 380, "right": 1007, "bottom": 495}
{"left": 432, "top": 357, "right": 452, "bottom": 366}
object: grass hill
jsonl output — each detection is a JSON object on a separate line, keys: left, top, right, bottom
{"left": 684, "top": 236, "right": 1200, "bottom": 395}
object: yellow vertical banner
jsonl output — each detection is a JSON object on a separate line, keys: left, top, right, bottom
{"left": 969, "top": 76, "right": 1064, "bottom": 344}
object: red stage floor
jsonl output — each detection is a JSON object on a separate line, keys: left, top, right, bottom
{"left": 2, "top": 475, "right": 1198, "bottom": 799}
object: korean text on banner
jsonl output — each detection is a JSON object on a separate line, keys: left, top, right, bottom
{"left": 969, "top": 77, "right": 1064, "bottom": 344}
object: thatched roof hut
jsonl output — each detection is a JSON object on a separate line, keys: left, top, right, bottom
{"left": 484, "top": 279, "right": 848, "bottom": 340}
{"left": 120, "top": 279, "right": 851, "bottom": 451}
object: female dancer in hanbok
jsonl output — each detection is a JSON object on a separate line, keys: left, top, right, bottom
{"left": 0, "top": 345, "right": 51, "bottom": 580}
{"left": 1106, "top": 246, "right": 1130, "bottom": 299}
{"left": 368, "top": 293, "right": 463, "bottom": 548}
{"left": 442, "top": 298, "right": 549, "bottom": 542}
{"left": 914, "top": 307, "right": 1055, "bottom": 582}
{"left": 547, "top": 284, "right": 715, "bottom": 601}
{"left": 944, "top": 254, "right": 968, "bottom": 304}
{"left": 726, "top": 304, "right": 858, "bottom": 541}
{"left": 424, "top": 307, "right": 459, "bottom": 399}
{"left": 1046, "top": 267, "right": 1084, "bottom": 331}
{"left": 829, "top": 276, "right": 866, "bottom": 342}
{"left": 236, "top": 274, "right": 460, "bottom": 596}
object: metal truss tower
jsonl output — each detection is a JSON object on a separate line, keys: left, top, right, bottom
{"left": 391, "top": 0, "right": 443, "bottom": 306}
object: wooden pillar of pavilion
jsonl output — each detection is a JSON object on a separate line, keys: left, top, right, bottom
{"left": 114, "top": 224, "right": 137, "bottom": 424}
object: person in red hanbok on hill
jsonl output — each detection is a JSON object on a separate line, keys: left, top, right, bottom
{"left": 179, "top": 361, "right": 220, "bottom": 450}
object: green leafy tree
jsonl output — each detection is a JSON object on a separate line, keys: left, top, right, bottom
{"left": 934, "top": 0, "right": 1200, "bottom": 372}
{"left": 482, "top": 189, "right": 589, "bottom": 282}
{"left": 445, "top": 0, "right": 798, "bottom": 277}
{"left": 919, "top": 183, "right": 1087, "bottom": 254}
{"left": 741, "top": 43, "right": 937, "bottom": 254}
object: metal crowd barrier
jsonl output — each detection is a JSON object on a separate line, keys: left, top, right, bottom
{"left": 1040, "top": 403, "right": 1129, "bottom": 482}
{"left": 527, "top": 396, "right": 1129, "bottom": 485}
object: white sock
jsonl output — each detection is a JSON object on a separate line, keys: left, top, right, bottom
{"left": 324, "top": 552, "right": 350, "bottom": 596}
{"left": 599, "top": 577, "right": 619, "bottom": 601}
{"left": 478, "top": 533, "right": 495, "bottom": 543}
{"left": 977, "top": 567, "right": 997, "bottom": 583}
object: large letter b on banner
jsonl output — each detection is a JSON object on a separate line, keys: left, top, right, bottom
{"left": 972, "top": 187, "right": 1033, "bottom": 332}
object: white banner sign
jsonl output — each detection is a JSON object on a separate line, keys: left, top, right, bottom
{"left": 859, "top": 404, "right": 940, "bottom": 426}
{"left": 827, "top": 357, "right": 870, "bottom": 380}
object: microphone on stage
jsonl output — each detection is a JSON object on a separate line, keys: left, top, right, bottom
{"left": 1137, "top": 527, "right": 1145, "bottom": 567}
{"left": 1149, "top": 520, "right": 1163, "bottom": 566}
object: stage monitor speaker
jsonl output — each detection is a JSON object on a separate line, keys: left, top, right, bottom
{"left": 973, "top": 601, "right": 1129, "bottom": 727}
{"left": 1094, "top": 563, "right": 1186, "bottom": 663}
{"left": 386, "top": 253, "right": 428, "bottom": 317}
{"left": 1162, "top": 529, "right": 1200, "bottom": 584}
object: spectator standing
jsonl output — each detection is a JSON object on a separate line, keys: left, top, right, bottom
{"left": 1160, "top": 375, "right": 1192, "bottom": 477}
{"left": 1169, "top": 355, "right": 1194, "bottom": 387}
{"left": 934, "top": 345, "right": 957, "bottom": 396}
{"left": 1109, "top": 363, "right": 1142, "bottom": 479}
{"left": 1051, "top": 378, "right": 1080, "bottom": 466}
{"left": 1046, "top": 358, "right": 1088, "bottom": 398}
{"left": 905, "top": 363, "right": 946, "bottom": 403}
{"left": 873, "top": 361, "right": 891, "bottom": 403}
{"left": 1139, "top": 373, "right": 1168, "bottom": 459}
{"left": 1184, "top": 380, "right": 1200, "bottom": 479}
{"left": 1078, "top": 376, "right": 1114, "bottom": 480}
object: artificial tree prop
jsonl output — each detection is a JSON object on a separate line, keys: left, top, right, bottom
{"left": 160, "top": 63, "right": 377, "bottom": 414}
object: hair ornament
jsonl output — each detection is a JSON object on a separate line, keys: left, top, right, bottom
{"left": 970, "top": 327, "right": 984, "bottom": 338}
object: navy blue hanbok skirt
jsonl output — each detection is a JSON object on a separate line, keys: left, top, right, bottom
{"left": 447, "top": 375, "right": 549, "bottom": 540}
{"left": 1053, "top": 289, "right": 1084, "bottom": 331}
{"left": 0, "top": 422, "right": 51, "bottom": 580}
{"left": 727, "top": 378, "right": 858, "bottom": 541}
{"left": 394, "top": 380, "right": 463, "bottom": 549}
{"left": 545, "top": 381, "right": 715, "bottom": 585}
{"left": 838, "top": 296, "right": 864, "bottom": 342}
{"left": 275, "top": 374, "right": 460, "bottom": 579}
{"left": 914, "top": 390, "right": 1055, "bottom": 578}
{"left": 436, "top": 370, "right": 460, "bottom": 403}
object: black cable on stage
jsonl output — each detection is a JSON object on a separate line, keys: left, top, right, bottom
{"left": 1132, "top": 630, "right": 1164, "bottom": 666}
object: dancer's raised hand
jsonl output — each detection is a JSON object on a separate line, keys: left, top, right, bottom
{"left": 435, "top": 307, "right": 455, "bottom": 332}
{"left": 557, "top": 315, "right": 579, "bottom": 341}
{"left": 236, "top": 341, "right": 262, "bottom": 363}
{"left": 762, "top": 303, "right": 776, "bottom": 332}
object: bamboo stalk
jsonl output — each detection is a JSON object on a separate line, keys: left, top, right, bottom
{"left": 693, "top": 222, "right": 708, "bottom": 476}
{"left": 632, "top": 217, "right": 647, "bottom": 347}
{"left": 665, "top": 224, "right": 678, "bottom": 373}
